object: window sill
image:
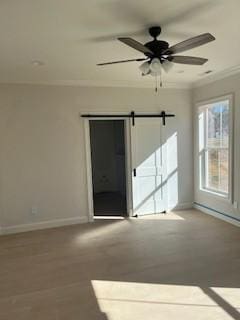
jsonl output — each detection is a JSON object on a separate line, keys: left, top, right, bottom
{"left": 199, "top": 187, "right": 230, "bottom": 201}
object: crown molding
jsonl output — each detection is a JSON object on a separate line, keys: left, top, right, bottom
{"left": 0, "top": 79, "right": 191, "bottom": 90}
{"left": 193, "top": 64, "right": 240, "bottom": 88}
{"left": 2, "top": 65, "right": 240, "bottom": 90}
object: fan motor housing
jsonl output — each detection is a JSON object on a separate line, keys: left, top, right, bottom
{"left": 144, "top": 40, "right": 169, "bottom": 57}
{"left": 149, "top": 26, "right": 161, "bottom": 38}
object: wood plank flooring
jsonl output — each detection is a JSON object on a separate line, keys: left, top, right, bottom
{"left": 0, "top": 210, "right": 239, "bottom": 319}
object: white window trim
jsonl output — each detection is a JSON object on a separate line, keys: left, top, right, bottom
{"left": 196, "top": 94, "right": 233, "bottom": 203}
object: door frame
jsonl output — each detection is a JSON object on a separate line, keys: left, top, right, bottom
{"left": 84, "top": 115, "right": 133, "bottom": 221}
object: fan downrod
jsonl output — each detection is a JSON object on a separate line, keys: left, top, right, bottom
{"left": 149, "top": 26, "right": 161, "bottom": 39}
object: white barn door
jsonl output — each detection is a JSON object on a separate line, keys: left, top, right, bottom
{"left": 131, "top": 118, "right": 167, "bottom": 216}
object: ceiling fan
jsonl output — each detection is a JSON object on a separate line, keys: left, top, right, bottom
{"left": 97, "top": 26, "right": 215, "bottom": 77}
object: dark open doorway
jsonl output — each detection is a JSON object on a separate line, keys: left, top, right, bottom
{"left": 89, "top": 120, "right": 127, "bottom": 217}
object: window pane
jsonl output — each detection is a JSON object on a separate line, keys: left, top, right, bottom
{"left": 219, "top": 149, "right": 228, "bottom": 193}
{"left": 207, "top": 149, "right": 229, "bottom": 193}
{"left": 199, "top": 98, "right": 230, "bottom": 196}
{"left": 207, "top": 106, "right": 221, "bottom": 148}
{"left": 222, "top": 104, "right": 229, "bottom": 147}
{"left": 207, "top": 149, "right": 219, "bottom": 190}
{"left": 207, "top": 101, "right": 229, "bottom": 148}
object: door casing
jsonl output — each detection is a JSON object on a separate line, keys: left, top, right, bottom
{"left": 84, "top": 116, "right": 133, "bottom": 221}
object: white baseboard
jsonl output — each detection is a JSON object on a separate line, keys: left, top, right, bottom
{"left": 194, "top": 203, "right": 240, "bottom": 227}
{"left": 169, "top": 202, "right": 193, "bottom": 211}
{"left": 1, "top": 216, "right": 89, "bottom": 235}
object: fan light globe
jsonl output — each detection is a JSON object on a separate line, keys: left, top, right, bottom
{"left": 162, "top": 60, "right": 174, "bottom": 73}
{"left": 150, "top": 58, "right": 161, "bottom": 74}
{"left": 139, "top": 61, "right": 150, "bottom": 75}
{"left": 150, "top": 70, "right": 161, "bottom": 77}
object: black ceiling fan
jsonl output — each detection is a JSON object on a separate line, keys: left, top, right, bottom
{"left": 97, "top": 26, "right": 215, "bottom": 74}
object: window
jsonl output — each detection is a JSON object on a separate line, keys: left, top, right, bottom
{"left": 198, "top": 97, "right": 231, "bottom": 197}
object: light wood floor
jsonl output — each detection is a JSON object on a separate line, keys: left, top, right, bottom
{"left": 0, "top": 210, "right": 240, "bottom": 320}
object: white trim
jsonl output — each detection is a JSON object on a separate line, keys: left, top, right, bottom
{"left": 3, "top": 63, "right": 240, "bottom": 90}
{"left": 0, "top": 216, "right": 88, "bottom": 235}
{"left": 193, "top": 64, "right": 240, "bottom": 88}
{"left": 124, "top": 120, "right": 133, "bottom": 217}
{"left": 199, "top": 187, "right": 228, "bottom": 199}
{"left": 195, "top": 94, "right": 234, "bottom": 110}
{"left": 84, "top": 119, "right": 94, "bottom": 222}
{"left": 194, "top": 204, "right": 240, "bottom": 227}
{"left": 0, "top": 79, "right": 191, "bottom": 89}
{"left": 84, "top": 116, "right": 133, "bottom": 220}
{"left": 195, "top": 94, "right": 233, "bottom": 203}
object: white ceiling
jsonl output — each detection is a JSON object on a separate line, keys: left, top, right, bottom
{"left": 0, "top": 0, "right": 239, "bottom": 88}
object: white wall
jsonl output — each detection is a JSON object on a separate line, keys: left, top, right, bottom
{"left": 193, "top": 73, "right": 240, "bottom": 223}
{"left": 0, "top": 84, "right": 193, "bottom": 233}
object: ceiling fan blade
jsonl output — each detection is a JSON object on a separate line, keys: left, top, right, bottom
{"left": 163, "top": 33, "right": 215, "bottom": 55}
{"left": 168, "top": 56, "right": 208, "bottom": 65}
{"left": 97, "top": 58, "right": 147, "bottom": 66}
{"left": 167, "top": 56, "right": 208, "bottom": 66}
{"left": 118, "top": 37, "right": 153, "bottom": 56}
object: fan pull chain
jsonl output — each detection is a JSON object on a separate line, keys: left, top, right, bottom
{"left": 154, "top": 74, "right": 163, "bottom": 92}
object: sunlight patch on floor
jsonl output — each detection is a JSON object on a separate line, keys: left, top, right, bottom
{"left": 91, "top": 280, "right": 240, "bottom": 320}
{"left": 73, "top": 220, "right": 129, "bottom": 244}
{"left": 134, "top": 212, "right": 185, "bottom": 220}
